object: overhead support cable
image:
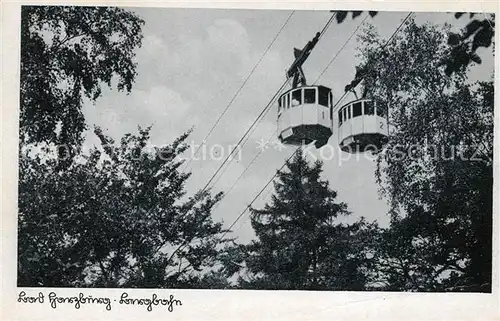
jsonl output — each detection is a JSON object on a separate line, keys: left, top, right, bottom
{"left": 182, "top": 11, "right": 296, "bottom": 172}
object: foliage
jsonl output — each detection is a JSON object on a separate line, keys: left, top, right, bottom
{"left": 17, "top": 6, "right": 494, "bottom": 292}
{"left": 352, "top": 19, "right": 493, "bottom": 291}
{"left": 238, "top": 149, "right": 379, "bottom": 290}
{"left": 18, "top": 127, "right": 231, "bottom": 287}
{"left": 18, "top": 5, "right": 234, "bottom": 289}
{"left": 331, "top": 10, "right": 378, "bottom": 24}
{"left": 20, "top": 6, "right": 144, "bottom": 149}
{"left": 336, "top": 11, "right": 494, "bottom": 79}
{"left": 443, "top": 13, "right": 495, "bottom": 75}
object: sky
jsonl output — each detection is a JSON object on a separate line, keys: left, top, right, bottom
{"left": 82, "top": 8, "right": 494, "bottom": 244}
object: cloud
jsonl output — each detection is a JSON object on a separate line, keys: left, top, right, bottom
{"left": 134, "top": 18, "right": 255, "bottom": 96}
{"left": 130, "top": 17, "right": 288, "bottom": 154}
{"left": 138, "top": 34, "right": 168, "bottom": 60}
{"left": 80, "top": 10, "right": 394, "bottom": 244}
{"left": 83, "top": 85, "right": 193, "bottom": 146}
{"left": 205, "top": 19, "right": 252, "bottom": 76}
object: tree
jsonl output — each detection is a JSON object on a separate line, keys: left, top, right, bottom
{"left": 372, "top": 220, "right": 455, "bottom": 291}
{"left": 333, "top": 10, "right": 495, "bottom": 77}
{"left": 330, "top": 10, "right": 379, "bottom": 24}
{"left": 351, "top": 19, "right": 493, "bottom": 291}
{"left": 18, "top": 127, "right": 231, "bottom": 288}
{"left": 238, "top": 149, "right": 379, "bottom": 290}
{"left": 443, "top": 13, "right": 495, "bottom": 76}
{"left": 20, "top": 6, "right": 144, "bottom": 149}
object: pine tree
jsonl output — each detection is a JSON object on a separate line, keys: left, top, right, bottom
{"left": 18, "top": 127, "right": 230, "bottom": 288}
{"left": 240, "top": 149, "right": 378, "bottom": 290}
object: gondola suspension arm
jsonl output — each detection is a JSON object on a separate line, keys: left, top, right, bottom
{"left": 286, "top": 32, "right": 321, "bottom": 88}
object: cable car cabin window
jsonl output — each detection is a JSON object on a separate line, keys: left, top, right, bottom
{"left": 304, "top": 88, "right": 316, "bottom": 104}
{"left": 347, "top": 105, "right": 351, "bottom": 119}
{"left": 377, "top": 103, "right": 387, "bottom": 117}
{"left": 330, "top": 92, "right": 333, "bottom": 119}
{"left": 285, "top": 94, "right": 289, "bottom": 109}
{"left": 364, "top": 101, "right": 374, "bottom": 115}
{"left": 292, "top": 89, "right": 302, "bottom": 107}
{"left": 318, "top": 87, "right": 329, "bottom": 106}
{"left": 353, "top": 102, "right": 362, "bottom": 117}
{"left": 338, "top": 109, "right": 343, "bottom": 126}
{"left": 343, "top": 107, "right": 347, "bottom": 123}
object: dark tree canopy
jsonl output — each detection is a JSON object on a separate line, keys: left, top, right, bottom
{"left": 337, "top": 11, "right": 494, "bottom": 88}
{"left": 331, "top": 10, "right": 379, "bottom": 24}
{"left": 20, "top": 6, "right": 144, "bottom": 148}
{"left": 443, "top": 13, "right": 495, "bottom": 75}
{"left": 18, "top": 127, "right": 230, "bottom": 287}
{"left": 17, "top": 7, "right": 494, "bottom": 292}
{"left": 238, "top": 149, "right": 379, "bottom": 290}
{"left": 17, "top": 6, "right": 236, "bottom": 289}
{"left": 350, "top": 19, "right": 493, "bottom": 291}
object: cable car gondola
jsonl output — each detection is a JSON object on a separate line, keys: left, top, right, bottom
{"left": 277, "top": 85, "right": 333, "bottom": 148}
{"left": 277, "top": 32, "right": 333, "bottom": 149}
{"left": 337, "top": 98, "right": 389, "bottom": 153}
